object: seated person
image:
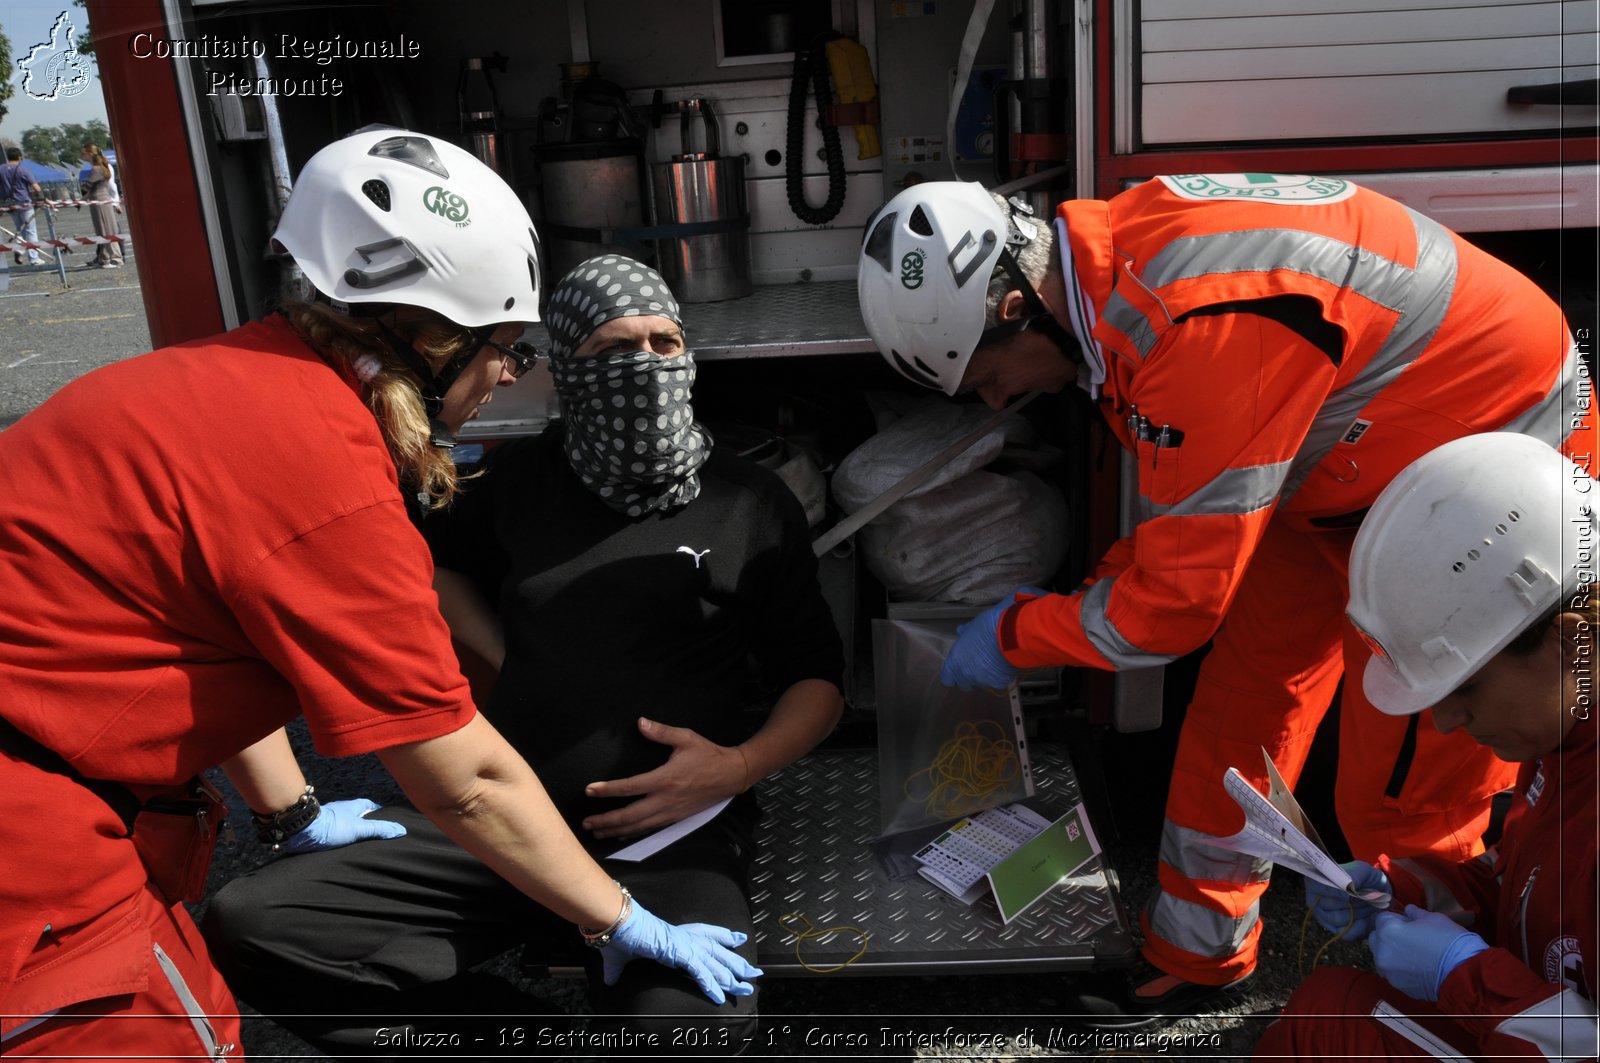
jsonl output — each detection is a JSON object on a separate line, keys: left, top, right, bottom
{"left": 203, "top": 255, "right": 844, "bottom": 1056}
{"left": 1254, "top": 433, "right": 1597, "bottom": 1060}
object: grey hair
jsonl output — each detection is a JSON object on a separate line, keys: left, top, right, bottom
{"left": 984, "top": 193, "right": 1057, "bottom": 328}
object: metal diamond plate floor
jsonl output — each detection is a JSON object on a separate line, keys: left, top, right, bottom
{"left": 750, "top": 743, "right": 1135, "bottom": 976}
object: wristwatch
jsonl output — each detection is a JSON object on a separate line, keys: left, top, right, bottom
{"left": 251, "top": 785, "right": 320, "bottom": 847}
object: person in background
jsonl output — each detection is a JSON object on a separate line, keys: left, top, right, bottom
{"left": 79, "top": 143, "right": 123, "bottom": 269}
{"left": 855, "top": 175, "right": 1591, "bottom": 1022}
{"left": 1, "top": 147, "right": 44, "bottom": 266}
{"left": 1255, "top": 432, "right": 1597, "bottom": 1060}
{"left": 203, "top": 254, "right": 845, "bottom": 1056}
{"left": 0, "top": 129, "right": 755, "bottom": 1061}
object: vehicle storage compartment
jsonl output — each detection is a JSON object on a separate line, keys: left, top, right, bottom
{"left": 1135, "top": 0, "right": 1599, "bottom": 146}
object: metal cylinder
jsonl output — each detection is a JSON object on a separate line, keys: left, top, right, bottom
{"left": 650, "top": 153, "right": 753, "bottom": 304}
{"left": 537, "top": 140, "right": 647, "bottom": 281}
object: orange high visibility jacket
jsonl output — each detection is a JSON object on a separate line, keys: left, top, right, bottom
{"left": 1000, "top": 175, "right": 1589, "bottom": 670}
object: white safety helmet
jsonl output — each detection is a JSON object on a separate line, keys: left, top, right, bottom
{"left": 857, "top": 181, "right": 1009, "bottom": 395}
{"left": 272, "top": 128, "right": 541, "bottom": 328}
{"left": 1348, "top": 432, "right": 1596, "bottom": 716}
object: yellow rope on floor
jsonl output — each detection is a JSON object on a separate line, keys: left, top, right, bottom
{"left": 778, "top": 912, "right": 869, "bottom": 974}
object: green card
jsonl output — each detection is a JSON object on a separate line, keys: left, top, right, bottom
{"left": 985, "top": 802, "right": 1101, "bottom": 924}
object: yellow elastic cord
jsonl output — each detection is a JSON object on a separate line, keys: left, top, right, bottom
{"left": 778, "top": 912, "right": 869, "bottom": 974}
{"left": 902, "top": 719, "right": 1019, "bottom": 820}
{"left": 1297, "top": 898, "right": 1353, "bottom": 978}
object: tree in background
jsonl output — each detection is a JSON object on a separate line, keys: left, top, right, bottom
{"left": 0, "top": 26, "right": 15, "bottom": 126}
{"left": 73, "top": 0, "right": 95, "bottom": 58}
{"left": 21, "top": 120, "right": 113, "bottom": 171}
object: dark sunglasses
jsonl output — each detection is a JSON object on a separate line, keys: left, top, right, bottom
{"left": 473, "top": 332, "right": 542, "bottom": 379}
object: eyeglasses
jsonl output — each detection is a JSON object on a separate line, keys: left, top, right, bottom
{"left": 477, "top": 335, "right": 542, "bottom": 379}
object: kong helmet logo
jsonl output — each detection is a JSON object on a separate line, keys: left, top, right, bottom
{"left": 422, "top": 186, "right": 471, "bottom": 226}
{"left": 900, "top": 249, "right": 926, "bottom": 290}
{"left": 18, "top": 10, "right": 93, "bottom": 102}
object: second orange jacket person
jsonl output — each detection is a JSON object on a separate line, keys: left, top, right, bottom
{"left": 995, "top": 175, "right": 1590, "bottom": 984}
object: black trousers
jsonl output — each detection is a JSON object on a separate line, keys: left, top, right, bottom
{"left": 202, "top": 803, "right": 759, "bottom": 1059}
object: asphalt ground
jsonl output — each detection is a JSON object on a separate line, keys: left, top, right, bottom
{"left": 0, "top": 205, "right": 150, "bottom": 426}
{"left": 5, "top": 217, "right": 1595, "bottom": 1061}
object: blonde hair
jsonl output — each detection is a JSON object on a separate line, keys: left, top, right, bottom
{"left": 82, "top": 143, "right": 110, "bottom": 171}
{"left": 279, "top": 300, "right": 479, "bottom": 509}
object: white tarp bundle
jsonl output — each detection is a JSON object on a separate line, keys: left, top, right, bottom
{"left": 832, "top": 398, "right": 1068, "bottom": 604}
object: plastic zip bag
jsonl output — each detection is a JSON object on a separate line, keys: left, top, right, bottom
{"left": 873, "top": 617, "right": 1034, "bottom": 838}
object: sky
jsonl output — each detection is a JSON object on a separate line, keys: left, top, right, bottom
{"left": 1, "top": 2, "right": 111, "bottom": 143}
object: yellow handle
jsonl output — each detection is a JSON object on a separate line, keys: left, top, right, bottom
{"left": 825, "top": 37, "right": 881, "bottom": 161}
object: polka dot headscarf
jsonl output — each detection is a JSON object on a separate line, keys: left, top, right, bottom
{"left": 545, "top": 254, "right": 709, "bottom": 517}
{"left": 544, "top": 255, "right": 682, "bottom": 359}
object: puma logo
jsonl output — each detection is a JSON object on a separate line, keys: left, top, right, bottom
{"left": 676, "top": 546, "right": 710, "bottom": 568}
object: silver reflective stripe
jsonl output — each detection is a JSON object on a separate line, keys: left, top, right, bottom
{"left": 1280, "top": 208, "right": 1460, "bottom": 503}
{"left": 1371, "top": 1000, "right": 1473, "bottom": 1060}
{"left": 1146, "top": 887, "right": 1257, "bottom": 957}
{"left": 1494, "top": 989, "right": 1600, "bottom": 1062}
{"left": 1139, "top": 459, "right": 1290, "bottom": 523}
{"left": 1122, "top": 215, "right": 1427, "bottom": 363}
{"left": 151, "top": 941, "right": 222, "bottom": 1058}
{"left": 1497, "top": 345, "right": 1587, "bottom": 446}
{"left": 1141, "top": 227, "right": 1415, "bottom": 317}
{"left": 0, "top": 1011, "right": 61, "bottom": 1044}
{"left": 1103, "top": 286, "right": 1161, "bottom": 360}
{"left": 1160, "top": 820, "right": 1272, "bottom": 886}
{"left": 1080, "top": 576, "right": 1181, "bottom": 669}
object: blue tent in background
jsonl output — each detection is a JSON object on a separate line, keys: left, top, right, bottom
{"left": 16, "top": 158, "right": 71, "bottom": 185}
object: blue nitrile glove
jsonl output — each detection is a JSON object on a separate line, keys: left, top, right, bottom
{"left": 601, "top": 899, "right": 763, "bottom": 1005}
{"left": 939, "top": 586, "right": 1049, "bottom": 691}
{"left": 1368, "top": 904, "right": 1491, "bottom": 1001}
{"left": 277, "top": 798, "right": 408, "bottom": 855}
{"left": 1305, "top": 860, "right": 1392, "bottom": 940}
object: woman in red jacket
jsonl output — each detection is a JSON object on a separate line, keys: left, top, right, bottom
{"left": 0, "top": 129, "right": 757, "bottom": 1060}
{"left": 1255, "top": 432, "right": 1597, "bottom": 1060}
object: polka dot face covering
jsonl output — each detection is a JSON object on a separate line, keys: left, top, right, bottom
{"left": 549, "top": 350, "right": 708, "bottom": 516}
{"left": 545, "top": 255, "right": 710, "bottom": 517}
{"left": 544, "top": 255, "right": 682, "bottom": 359}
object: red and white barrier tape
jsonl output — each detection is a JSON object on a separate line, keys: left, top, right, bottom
{"left": 1, "top": 233, "right": 133, "bottom": 255}
{"left": 8, "top": 198, "right": 128, "bottom": 209}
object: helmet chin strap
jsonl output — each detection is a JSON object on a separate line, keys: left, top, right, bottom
{"left": 366, "top": 313, "right": 476, "bottom": 449}
{"left": 978, "top": 246, "right": 1080, "bottom": 362}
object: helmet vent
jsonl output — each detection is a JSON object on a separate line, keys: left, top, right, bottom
{"left": 863, "top": 212, "right": 897, "bottom": 272}
{"left": 367, "top": 135, "right": 450, "bottom": 179}
{"left": 908, "top": 206, "right": 935, "bottom": 236}
{"left": 504, "top": 296, "right": 515, "bottom": 311}
{"left": 890, "top": 349, "right": 938, "bottom": 388}
{"left": 361, "top": 180, "right": 392, "bottom": 211}
{"left": 946, "top": 349, "right": 959, "bottom": 360}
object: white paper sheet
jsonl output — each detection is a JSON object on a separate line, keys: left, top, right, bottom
{"left": 1210, "top": 749, "right": 1392, "bottom": 907}
{"left": 605, "top": 797, "right": 732, "bottom": 862}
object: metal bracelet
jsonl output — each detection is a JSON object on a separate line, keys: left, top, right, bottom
{"left": 579, "top": 883, "right": 633, "bottom": 949}
{"left": 251, "top": 785, "right": 319, "bottom": 846}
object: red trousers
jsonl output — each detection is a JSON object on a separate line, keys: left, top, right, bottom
{"left": 1254, "top": 967, "right": 1480, "bottom": 1058}
{"left": 1, "top": 883, "right": 242, "bottom": 1059}
{"left": 1142, "top": 518, "right": 1517, "bottom": 985}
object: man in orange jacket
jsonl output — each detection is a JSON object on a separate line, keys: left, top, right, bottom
{"left": 855, "top": 174, "right": 1592, "bottom": 1022}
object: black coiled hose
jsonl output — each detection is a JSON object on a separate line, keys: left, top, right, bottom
{"left": 786, "top": 35, "right": 847, "bottom": 226}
